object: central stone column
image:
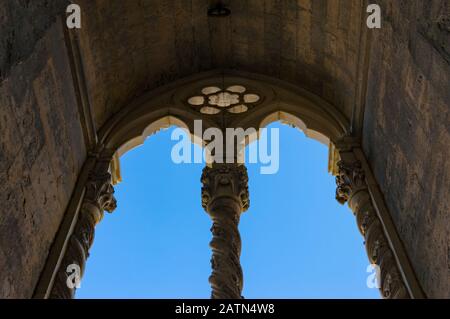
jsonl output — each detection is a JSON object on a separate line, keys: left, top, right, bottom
{"left": 201, "top": 163, "right": 249, "bottom": 299}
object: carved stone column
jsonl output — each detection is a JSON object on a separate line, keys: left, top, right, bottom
{"left": 201, "top": 163, "right": 249, "bottom": 299}
{"left": 335, "top": 153, "right": 409, "bottom": 299}
{"left": 49, "top": 156, "right": 117, "bottom": 299}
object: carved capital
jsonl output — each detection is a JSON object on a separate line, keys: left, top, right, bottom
{"left": 84, "top": 171, "right": 117, "bottom": 213}
{"left": 335, "top": 160, "right": 366, "bottom": 204}
{"left": 201, "top": 164, "right": 249, "bottom": 213}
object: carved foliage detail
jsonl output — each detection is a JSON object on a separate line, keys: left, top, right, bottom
{"left": 201, "top": 164, "right": 249, "bottom": 212}
{"left": 201, "top": 164, "right": 249, "bottom": 299}
{"left": 335, "top": 159, "right": 409, "bottom": 299}
{"left": 335, "top": 160, "right": 366, "bottom": 204}
{"left": 85, "top": 171, "right": 117, "bottom": 213}
{"left": 50, "top": 159, "right": 116, "bottom": 299}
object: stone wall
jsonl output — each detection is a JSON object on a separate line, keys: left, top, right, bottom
{"left": 75, "top": 0, "right": 362, "bottom": 128}
{"left": 0, "top": 0, "right": 448, "bottom": 299}
{"left": 0, "top": 17, "right": 86, "bottom": 297}
{"left": 362, "top": 0, "right": 449, "bottom": 298}
{"left": 0, "top": 0, "right": 69, "bottom": 81}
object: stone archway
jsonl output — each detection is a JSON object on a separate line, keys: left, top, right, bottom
{"left": 33, "top": 71, "right": 425, "bottom": 299}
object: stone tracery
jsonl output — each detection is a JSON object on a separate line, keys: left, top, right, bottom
{"left": 187, "top": 84, "right": 261, "bottom": 115}
{"left": 39, "top": 72, "right": 423, "bottom": 299}
{"left": 2, "top": 0, "right": 444, "bottom": 300}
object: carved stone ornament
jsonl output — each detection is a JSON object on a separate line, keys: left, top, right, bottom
{"left": 201, "top": 163, "right": 250, "bottom": 212}
{"left": 201, "top": 164, "right": 249, "bottom": 299}
{"left": 335, "top": 159, "right": 409, "bottom": 298}
{"left": 49, "top": 158, "right": 117, "bottom": 299}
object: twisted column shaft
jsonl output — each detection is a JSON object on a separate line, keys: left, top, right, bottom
{"left": 201, "top": 164, "right": 249, "bottom": 299}
{"left": 335, "top": 154, "right": 409, "bottom": 299}
{"left": 50, "top": 155, "right": 116, "bottom": 299}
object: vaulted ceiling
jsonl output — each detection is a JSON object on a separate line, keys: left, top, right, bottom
{"left": 75, "top": 0, "right": 366, "bottom": 130}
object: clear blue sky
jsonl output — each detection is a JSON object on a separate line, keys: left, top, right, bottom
{"left": 76, "top": 122, "right": 380, "bottom": 299}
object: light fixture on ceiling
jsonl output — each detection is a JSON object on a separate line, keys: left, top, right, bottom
{"left": 207, "top": 1, "right": 231, "bottom": 17}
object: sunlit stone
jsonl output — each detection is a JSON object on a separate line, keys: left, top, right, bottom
{"left": 202, "top": 86, "right": 221, "bottom": 95}
{"left": 228, "top": 104, "right": 248, "bottom": 114}
{"left": 243, "top": 94, "right": 260, "bottom": 103}
{"left": 200, "top": 106, "right": 221, "bottom": 114}
{"left": 227, "top": 85, "right": 246, "bottom": 93}
{"left": 188, "top": 96, "right": 204, "bottom": 106}
{"left": 209, "top": 92, "right": 239, "bottom": 107}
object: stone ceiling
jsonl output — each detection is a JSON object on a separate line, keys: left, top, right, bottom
{"left": 75, "top": 0, "right": 365, "bottom": 130}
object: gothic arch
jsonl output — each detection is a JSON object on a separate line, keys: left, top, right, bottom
{"left": 95, "top": 70, "right": 349, "bottom": 183}
{"left": 33, "top": 71, "right": 425, "bottom": 299}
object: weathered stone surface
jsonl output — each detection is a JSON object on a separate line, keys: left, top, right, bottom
{"left": 201, "top": 164, "right": 249, "bottom": 299}
{"left": 363, "top": 0, "right": 450, "bottom": 298}
{"left": 75, "top": 0, "right": 362, "bottom": 128}
{"left": 0, "top": 0, "right": 448, "bottom": 299}
{"left": 0, "top": 0, "right": 69, "bottom": 81}
{"left": 50, "top": 156, "right": 116, "bottom": 299}
{"left": 0, "top": 19, "right": 86, "bottom": 298}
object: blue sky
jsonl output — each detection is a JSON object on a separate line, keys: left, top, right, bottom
{"left": 76, "top": 122, "right": 380, "bottom": 299}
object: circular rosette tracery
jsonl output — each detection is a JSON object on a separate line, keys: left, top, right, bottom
{"left": 187, "top": 85, "right": 261, "bottom": 115}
